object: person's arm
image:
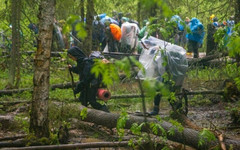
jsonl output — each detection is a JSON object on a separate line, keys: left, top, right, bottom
{"left": 69, "top": 65, "right": 80, "bottom": 74}
{"left": 73, "top": 60, "right": 94, "bottom": 94}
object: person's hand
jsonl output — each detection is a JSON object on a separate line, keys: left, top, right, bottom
{"left": 73, "top": 89, "right": 80, "bottom": 95}
{"left": 68, "top": 64, "right": 72, "bottom": 68}
{"left": 102, "top": 58, "right": 110, "bottom": 64}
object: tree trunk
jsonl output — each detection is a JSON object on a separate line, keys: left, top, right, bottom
{"left": 80, "top": 0, "right": 84, "bottom": 23}
{"left": 137, "top": 0, "right": 141, "bottom": 27}
{"left": 79, "top": 106, "right": 240, "bottom": 150}
{"left": 84, "top": 0, "right": 94, "bottom": 55}
{"left": 235, "top": 0, "right": 240, "bottom": 23}
{"left": 14, "top": 0, "right": 21, "bottom": 88}
{"left": 29, "top": 0, "right": 55, "bottom": 138}
{"left": 8, "top": 0, "right": 21, "bottom": 89}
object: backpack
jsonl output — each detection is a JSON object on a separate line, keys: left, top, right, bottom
{"left": 109, "top": 24, "right": 122, "bottom": 41}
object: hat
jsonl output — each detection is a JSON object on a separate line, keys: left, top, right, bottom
{"left": 210, "top": 14, "right": 215, "bottom": 22}
{"left": 121, "top": 17, "right": 128, "bottom": 22}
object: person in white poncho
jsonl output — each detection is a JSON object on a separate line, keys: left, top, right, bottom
{"left": 119, "top": 17, "right": 140, "bottom": 53}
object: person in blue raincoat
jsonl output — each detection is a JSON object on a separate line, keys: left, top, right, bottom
{"left": 186, "top": 18, "right": 205, "bottom": 58}
{"left": 170, "top": 15, "right": 185, "bottom": 46}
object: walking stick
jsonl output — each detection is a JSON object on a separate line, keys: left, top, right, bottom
{"left": 68, "top": 65, "right": 77, "bottom": 101}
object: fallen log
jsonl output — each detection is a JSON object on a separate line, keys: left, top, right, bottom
{"left": 0, "top": 135, "right": 26, "bottom": 142}
{"left": 187, "top": 53, "right": 232, "bottom": 67}
{"left": 2, "top": 51, "right": 65, "bottom": 57}
{"left": 0, "top": 139, "right": 26, "bottom": 148}
{"left": 0, "top": 90, "right": 225, "bottom": 105}
{"left": 103, "top": 52, "right": 140, "bottom": 60}
{"left": 78, "top": 106, "right": 240, "bottom": 149}
{"left": 0, "top": 115, "right": 15, "bottom": 130}
{"left": 2, "top": 141, "right": 131, "bottom": 150}
{"left": 0, "top": 82, "right": 77, "bottom": 96}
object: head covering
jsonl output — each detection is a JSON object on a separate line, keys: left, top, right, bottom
{"left": 210, "top": 14, "right": 215, "bottom": 22}
{"left": 121, "top": 17, "right": 128, "bottom": 22}
{"left": 213, "top": 17, "right": 218, "bottom": 22}
{"left": 67, "top": 46, "right": 86, "bottom": 63}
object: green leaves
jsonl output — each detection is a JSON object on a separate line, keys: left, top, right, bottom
{"left": 116, "top": 110, "right": 129, "bottom": 139}
{"left": 62, "top": 15, "right": 87, "bottom": 40}
{"left": 150, "top": 122, "right": 166, "bottom": 136}
{"left": 80, "top": 107, "right": 88, "bottom": 120}
{"left": 198, "top": 128, "right": 216, "bottom": 147}
{"left": 228, "top": 36, "right": 240, "bottom": 57}
{"left": 168, "top": 119, "right": 184, "bottom": 135}
{"left": 91, "top": 59, "right": 119, "bottom": 86}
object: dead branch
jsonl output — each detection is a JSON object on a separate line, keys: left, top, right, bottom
{"left": 2, "top": 141, "right": 131, "bottom": 150}
{"left": 0, "top": 82, "right": 77, "bottom": 96}
{"left": 0, "top": 135, "right": 26, "bottom": 142}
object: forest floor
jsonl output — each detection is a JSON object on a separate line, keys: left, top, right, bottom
{"left": 0, "top": 64, "right": 240, "bottom": 149}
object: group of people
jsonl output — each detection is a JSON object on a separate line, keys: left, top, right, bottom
{"left": 207, "top": 14, "right": 235, "bottom": 55}
{"left": 66, "top": 12, "right": 235, "bottom": 115}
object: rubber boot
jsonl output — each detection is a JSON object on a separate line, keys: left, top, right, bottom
{"left": 149, "top": 106, "right": 159, "bottom": 116}
{"left": 100, "top": 105, "right": 110, "bottom": 113}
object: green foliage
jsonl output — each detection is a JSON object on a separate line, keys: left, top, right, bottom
{"left": 198, "top": 128, "right": 217, "bottom": 147}
{"left": 116, "top": 109, "right": 129, "bottom": 139}
{"left": 223, "top": 63, "right": 240, "bottom": 90}
{"left": 214, "top": 27, "right": 227, "bottom": 51}
{"left": 14, "top": 115, "right": 30, "bottom": 134}
{"left": 130, "top": 122, "right": 145, "bottom": 136}
{"left": 142, "top": 79, "right": 170, "bottom": 100}
{"left": 25, "top": 133, "right": 59, "bottom": 146}
{"left": 168, "top": 119, "right": 184, "bottom": 136}
{"left": 150, "top": 122, "right": 166, "bottom": 136}
{"left": 80, "top": 107, "right": 88, "bottom": 120}
{"left": 91, "top": 59, "right": 119, "bottom": 86}
{"left": 227, "top": 23, "right": 240, "bottom": 58}
{"left": 62, "top": 15, "right": 87, "bottom": 40}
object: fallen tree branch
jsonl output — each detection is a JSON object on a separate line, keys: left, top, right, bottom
{"left": 2, "top": 141, "right": 131, "bottom": 150}
{"left": 0, "top": 139, "right": 26, "bottom": 148}
{"left": 0, "top": 90, "right": 226, "bottom": 105}
{"left": 187, "top": 53, "right": 231, "bottom": 67}
{"left": 0, "top": 82, "right": 77, "bottom": 96}
{"left": 0, "top": 135, "right": 27, "bottom": 142}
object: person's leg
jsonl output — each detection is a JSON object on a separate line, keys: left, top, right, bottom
{"left": 149, "top": 94, "right": 161, "bottom": 116}
{"left": 187, "top": 40, "right": 193, "bottom": 57}
{"left": 193, "top": 41, "right": 199, "bottom": 58}
{"left": 79, "top": 88, "right": 88, "bottom": 106}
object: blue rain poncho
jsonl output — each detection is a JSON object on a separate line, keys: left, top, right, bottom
{"left": 186, "top": 18, "right": 205, "bottom": 44}
{"left": 100, "top": 16, "right": 119, "bottom": 26}
{"left": 170, "top": 15, "right": 184, "bottom": 31}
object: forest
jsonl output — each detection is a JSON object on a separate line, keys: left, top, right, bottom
{"left": 0, "top": 0, "right": 240, "bottom": 149}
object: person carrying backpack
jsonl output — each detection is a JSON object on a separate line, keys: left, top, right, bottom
{"left": 103, "top": 21, "right": 122, "bottom": 52}
{"left": 67, "top": 46, "right": 109, "bottom": 112}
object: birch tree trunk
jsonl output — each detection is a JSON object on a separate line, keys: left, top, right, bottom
{"left": 30, "top": 0, "right": 55, "bottom": 138}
